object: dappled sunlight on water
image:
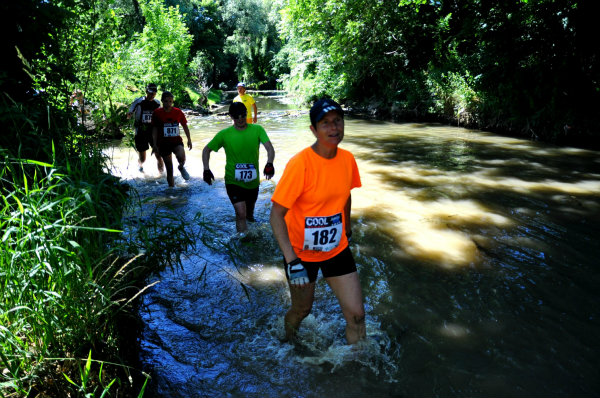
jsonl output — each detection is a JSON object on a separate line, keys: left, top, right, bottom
{"left": 343, "top": 120, "right": 600, "bottom": 273}
{"left": 351, "top": 166, "right": 513, "bottom": 268}
{"left": 240, "top": 264, "right": 286, "bottom": 287}
{"left": 439, "top": 322, "right": 471, "bottom": 339}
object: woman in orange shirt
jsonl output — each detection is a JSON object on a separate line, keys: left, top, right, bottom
{"left": 270, "top": 98, "right": 366, "bottom": 344}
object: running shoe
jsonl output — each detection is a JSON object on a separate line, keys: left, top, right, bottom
{"left": 178, "top": 165, "right": 190, "bottom": 180}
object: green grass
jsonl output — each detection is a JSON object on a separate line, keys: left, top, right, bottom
{"left": 184, "top": 86, "right": 201, "bottom": 105}
{"left": 0, "top": 144, "right": 208, "bottom": 396}
{"left": 0, "top": 89, "right": 209, "bottom": 397}
{"left": 206, "top": 88, "right": 223, "bottom": 105}
{"left": 0, "top": 147, "right": 139, "bottom": 395}
{"left": 184, "top": 86, "right": 223, "bottom": 107}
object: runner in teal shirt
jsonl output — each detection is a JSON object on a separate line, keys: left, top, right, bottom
{"left": 206, "top": 123, "right": 269, "bottom": 189}
{"left": 202, "top": 102, "right": 275, "bottom": 232}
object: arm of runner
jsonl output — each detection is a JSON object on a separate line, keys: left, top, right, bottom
{"left": 127, "top": 98, "right": 139, "bottom": 120}
{"left": 202, "top": 146, "right": 211, "bottom": 170}
{"left": 252, "top": 103, "right": 258, "bottom": 123}
{"left": 345, "top": 194, "right": 352, "bottom": 239}
{"left": 270, "top": 201, "right": 310, "bottom": 287}
{"left": 152, "top": 126, "right": 158, "bottom": 152}
{"left": 183, "top": 124, "right": 192, "bottom": 150}
{"left": 262, "top": 141, "right": 275, "bottom": 179}
{"left": 270, "top": 201, "right": 297, "bottom": 264}
{"left": 202, "top": 146, "right": 215, "bottom": 185}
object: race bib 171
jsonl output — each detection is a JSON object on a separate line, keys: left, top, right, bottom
{"left": 163, "top": 123, "right": 180, "bottom": 137}
{"left": 303, "top": 213, "right": 343, "bottom": 252}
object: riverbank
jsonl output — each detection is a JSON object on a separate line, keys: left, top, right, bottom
{"left": 196, "top": 89, "right": 600, "bottom": 151}
{"left": 0, "top": 90, "right": 193, "bottom": 396}
{"left": 0, "top": 149, "right": 205, "bottom": 396}
{"left": 342, "top": 97, "right": 600, "bottom": 151}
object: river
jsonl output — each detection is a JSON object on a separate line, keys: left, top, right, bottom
{"left": 105, "top": 93, "right": 600, "bottom": 397}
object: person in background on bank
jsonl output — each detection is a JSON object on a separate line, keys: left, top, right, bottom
{"left": 127, "top": 83, "right": 164, "bottom": 173}
{"left": 69, "top": 89, "right": 89, "bottom": 119}
{"left": 151, "top": 91, "right": 192, "bottom": 188}
{"left": 269, "top": 98, "right": 366, "bottom": 344}
{"left": 202, "top": 102, "right": 275, "bottom": 232}
{"left": 233, "top": 82, "right": 258, "bottom": 124}
{"left": 69, "top": 89, "right": 84, "bottom": 109}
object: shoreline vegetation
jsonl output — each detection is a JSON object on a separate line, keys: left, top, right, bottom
{"left": 94, "top": 86, "right": 600, "bottom": 152}
{"left": 2, "top": 0, "right": 597, "bottom": 396}
{"left": 0, "top": 93, "right": 199, "bottom": 396}
{"left": 186, "top": 90, "right": 600, "bottom": 152}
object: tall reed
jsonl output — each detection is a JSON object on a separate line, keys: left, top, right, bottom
{"left": 0, "top": 143, "right": 138, "bottom": 392}
{"left": 0, "top": 88, "right": 208, "bottom": 395}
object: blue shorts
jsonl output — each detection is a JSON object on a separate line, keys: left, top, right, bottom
{"left": 284, "top": 246, "right": 357, "bottom": 283}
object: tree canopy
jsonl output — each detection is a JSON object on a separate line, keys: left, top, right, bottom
{"left": 1, "top": 0, "right": 598, "bottom": 152}
{"left": 278, "top": 0, "right": 598, "bottom": 144}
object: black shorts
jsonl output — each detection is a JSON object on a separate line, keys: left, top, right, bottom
{"left": 134, "top": 128, "right": 152, "bottom": 152}
{"left": 225, "top": 184, "right": 258, "bottom": 205}
{"left": 284, "top": 246, "right": 357, "bottom": 283}
{"left": 159, "top": 142, "right": 183, "bottom": 158}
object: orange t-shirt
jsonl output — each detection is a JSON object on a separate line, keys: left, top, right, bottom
{"left": 271, "top": 146, "right": 361, "bottom": 262}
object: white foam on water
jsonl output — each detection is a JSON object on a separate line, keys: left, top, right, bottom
{"left": 248, "top": 312, "right": 400, "bottom": 384}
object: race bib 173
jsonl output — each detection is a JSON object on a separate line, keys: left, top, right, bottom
{"left": 303, "top": 213, "right": 343, "bottom": 252}
{"left": 234, "top": 163, "right": 257, "bottom": 182}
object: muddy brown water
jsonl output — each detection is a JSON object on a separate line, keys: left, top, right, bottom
{"left": 106, "top": 94, "right": 600, "bottom": 397}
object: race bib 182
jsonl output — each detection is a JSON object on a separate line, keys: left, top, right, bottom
{"left": 303, "top": 213, "right": 343, "bottom": 252}
{"left": 234, "top": 163, "right": 257, "bottom": 182}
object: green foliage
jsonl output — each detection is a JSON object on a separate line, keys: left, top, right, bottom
{"left": 221, "top": 0, "right": 285, "bottom": 87}
{"left": 121, "top": 206, "right": 200, "bottom": 273}
{"left": 427, "top": 70, "right": 479, "bottom": 119}
{"left": 0, "top": 153, "right": 127, "bottom": 394}
{"left": 207, "top": 88, "right": 224, "bottom": 105}
{"left": 279, "top": 0, "right": 438, "bottom": 103}
{"left": 168, "top": 0, "right": 228, "bottom": 87}
{"left": 14, "top": 0, "right": 597, "bottom": 146}
{"left": 277, "top": 0, "right": 599, "bottom": 144}
{"left": 1, "top": 1, "right": 213, "bottom": 396}
{"left": 0, "top": 122, "right": 196, "bottom": 396}
{"left": 122, "top": 0, "right": 193, "bottom": 98}
{"left": 59, "top": 350, "right": 150, "bottom": 397}
{"left": 1, "top": 0, "right": 74, "bottom": 104}
{"left": 162, "top": 0, "right": 286, "bottom": 90}
{"left": 190, "top": 51, "right": 216, "bottom": 90}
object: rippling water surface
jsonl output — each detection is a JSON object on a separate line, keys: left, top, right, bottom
{"left": 106, "top": 94, "right": 600, "bottom": 397}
